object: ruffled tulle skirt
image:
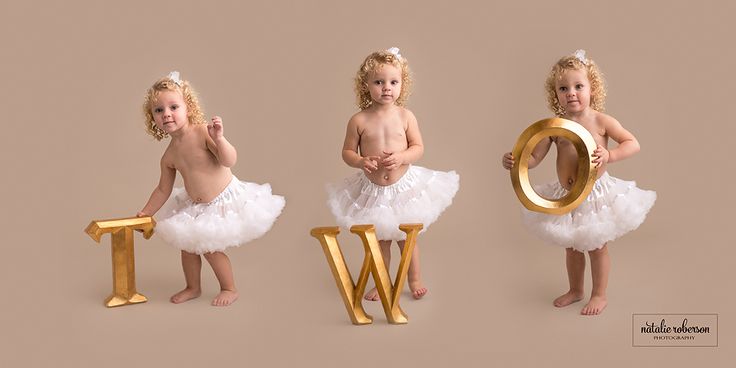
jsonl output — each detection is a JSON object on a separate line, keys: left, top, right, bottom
{"left": 156, "top": 176, "right": 285, "bottom": 254}
{"left": 327, "top": 165, "right": 459, "bottom": 241}
{"left": 522, "top": 172, "right": 656, "bottom": 252}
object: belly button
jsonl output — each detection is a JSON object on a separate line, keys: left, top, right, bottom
{"left": 568, "top": 178, "right": 574, "bottom": 185}
{"left": 196, "top": 197, "right": 202, "bottom": 202}
{"left": 384, "top": 175, "right": 389, "bottom": 180}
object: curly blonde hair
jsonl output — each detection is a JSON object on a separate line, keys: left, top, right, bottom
{"left": 545, "top": 52, "right": 606, "bottom": 117}
{"left": 142, "top": 75, "right": 206, "bottom": 141}
{"left": 354, "top": 50, "right": 413, "bottom": 110}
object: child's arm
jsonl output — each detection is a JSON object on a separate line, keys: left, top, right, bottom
{"left": 593, "top": 115, "right": 640, "bottom": 167}
{"left": 137, "top": 158, "right": 176, "bottom": 217}
{"left": 502, "top": 137, "right": 553, "bottom": 170}
{"left": 342, "top": 116, "right": 380, "bottom": 173}
{"left": 206, "top": 116, "right": 237, "bottom": 167}
{"left": 382, "top": 110, "right": 424, "bottom": 170}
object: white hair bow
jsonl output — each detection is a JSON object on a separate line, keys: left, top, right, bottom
{"left": 168, "top": 71, "right": 182, "bottom": 86}
{"left": 387, "top": 47, "right": 402, "bottom": 61}
{"left": 573, "top": 49, "right": 588, "bottom": 65}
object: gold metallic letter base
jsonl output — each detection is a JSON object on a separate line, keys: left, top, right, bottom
{"left": 511, "top": 118, "right": 598, "bottom": 214}
{"left": 85, "top": 216, "right": 155, "bottom": 307}
{"left": 310, "top": 224, "right": 423, "bottom": 325}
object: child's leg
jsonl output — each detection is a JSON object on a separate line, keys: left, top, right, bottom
{"left": 203, "top": 251, "right": 238, "bottom": 307}
{"left": 581, "top": 244, "right": 609, "bottom": 315}
{"left": 171, "top": 251, "right": 203, "bottom": 303}
{"left": 398, "top": 240, "right": 427, "bottom": 299}
{"left": 364, "top": 240, "right": 392, "bottom": 301}
{"left": 553, "top": 247, "right": 585, "bottom": 307}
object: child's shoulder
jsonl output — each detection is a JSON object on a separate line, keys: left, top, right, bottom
{"left": 397, "top": 106, "right": 418, "bottom": 127}
{"left": 160, "top": 143, "right": 176, "bottom": 167}
{"left": 593, "top": 111, "right": 623, "bottom": 129}
{"left": 349, "top": 109, "right": 369, "bottom": 122}
{"left": 184, "top": 122, "right": 210, "bottom": 139}
{"left": 396, "top": 106, "right": 415, "bottom": 117}
{"left": 194, "top": 122, "right": 209, "bottom": 133}
{"left": 347, "top": 110, "right": 369, "bottom": 130}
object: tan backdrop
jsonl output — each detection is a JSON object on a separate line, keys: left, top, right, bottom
{"left": 1, "top": 0, "right": 732, "bottom": 366}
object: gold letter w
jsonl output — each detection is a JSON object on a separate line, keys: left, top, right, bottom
{"left": 309, "top": 224, "right": 423, "bottom": 325}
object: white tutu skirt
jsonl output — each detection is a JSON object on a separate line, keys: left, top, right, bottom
{"left": 156, "top": 176, "right": 285, "bottom": 255}
{"left": 327, "top": 165, "right": 459, "bottom": 241}
{"left": 522, "top": 172, "right": 656, "bottom": 252}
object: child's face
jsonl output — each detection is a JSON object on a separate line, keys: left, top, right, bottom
{"left": 366, "top": 64, "right": 402, "bottom": 106}
{"left": 555, "top": 69, "right": 591, "bottom": 115}
{"left": 151, "top": 91, "right": 189, "bottom": 135}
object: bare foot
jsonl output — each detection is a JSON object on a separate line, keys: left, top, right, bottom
{"left": 170, "top": 287, "right": 201, "bottom": 304}
{"left": 553, "top": 290, "right": 584, "bottom": 307}
{"left": 364, "top": 287, "right": 380, "bottom": 301}
{"left": 212, "top": 289, "right": 238, "bottom": 307}
{"left": 581, "top": 296, "right": 607, "bottom": 315}
{"left": 409, "top": 280, "right": 427, "bottom": 299}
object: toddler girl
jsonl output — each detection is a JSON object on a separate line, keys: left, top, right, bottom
{"left": 502, "top": 50, "right": 656, "bottom": 315}
{"left": 328, "top": 48, "right": 459, "bottom": 301}
{"left": 137, "top": 71, "right": 285, "bottom": 307}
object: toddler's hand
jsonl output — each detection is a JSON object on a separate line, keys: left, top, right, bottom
{"left": 502, "top": 152, "right": 514, "bottom": 170}
{"left": 361, "top": 156, "right": 380, "bottom": 174}
{"left": 381, "top": 151, "right": 404, "bottom": 171}
{"left": 592, "top": 145, "right": 609, "bottom": 167}
{"left": 208, "top": 116, "right": 224, "bottom": 140}
{"left": 136, "top": 211, "right": 149, "bottom": 218}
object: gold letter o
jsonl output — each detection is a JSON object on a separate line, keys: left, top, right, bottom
{"left": 510, "top": 118, "right": 598, "bottom": 215}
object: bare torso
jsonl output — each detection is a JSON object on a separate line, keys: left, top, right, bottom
{"left": 356, "top": 109, "right": 411, "bottom": 185}
{"left": 163, "top": 124, "right": 233, "bottom": 203}
{"left": 553, "top": 113, "right": 609, "bottom": 190}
